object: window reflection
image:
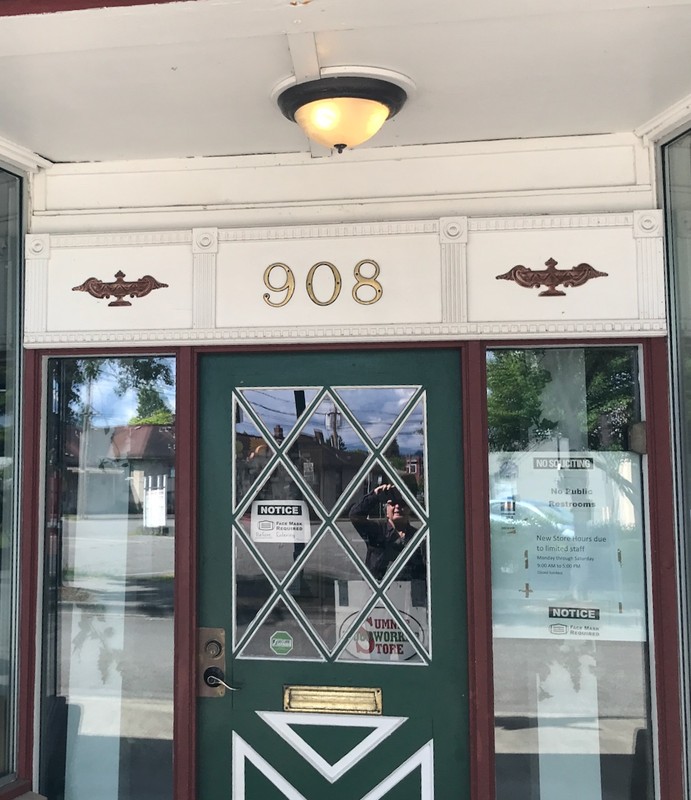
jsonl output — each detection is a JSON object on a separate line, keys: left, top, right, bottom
{"left": 0, "top": 168, "right": 20, "bottom": 780}
{"left": 233, "top": 384, "right": 429, "bottom": 664}
{"left": 41, "top": 357, "right": 175, "bottom": 800}
{"left": 488, "top": 347, "right": 653, "bottom": 800}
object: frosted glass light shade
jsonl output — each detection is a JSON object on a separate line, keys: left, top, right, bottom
{"left": 294, "top": 97, "right": 390, "bottom": 150}
{"left": 276, "top": 76, "right": 408, "bottom": 153}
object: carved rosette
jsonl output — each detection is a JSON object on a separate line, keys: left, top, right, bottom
{"left": 72, "top": 270, "right": 169, "bottom": 307}
{"left": 496, "top": 258, "right": 608, "bottom": 297}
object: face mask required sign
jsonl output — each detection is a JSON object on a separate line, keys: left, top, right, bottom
{"left": 250, "top": 500, "right": 311, "bottom": 543}
{"left": 489, "top": 451, "right": 647, "bottom": 642}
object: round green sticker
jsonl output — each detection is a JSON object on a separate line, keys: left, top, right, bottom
{"left": 270, "top": 630, "right": 293, "bottom": 656}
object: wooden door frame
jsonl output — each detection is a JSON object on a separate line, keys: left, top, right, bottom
{"left": 14, "top": 338, "right": 682, "bottom": 800}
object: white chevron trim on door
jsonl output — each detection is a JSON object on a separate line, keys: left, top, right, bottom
{"left": 360, "top": 741, "right": 434, "bottom": 800}
{"left": 232, "top": 730, "right": 434, "bottom": 799}
{"left": 232, "top": 732, "right": 307, "bottom": 800}
{"left": 256, "top": 711, "right": 407, "bottom": 782}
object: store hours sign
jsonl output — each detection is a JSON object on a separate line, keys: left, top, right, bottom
{"left": 490, "top": 451, "right": 647, "bottom": 642}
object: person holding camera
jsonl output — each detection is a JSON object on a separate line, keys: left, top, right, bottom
{"left": 348, "top": 482, "right": 423, "bottom": 581}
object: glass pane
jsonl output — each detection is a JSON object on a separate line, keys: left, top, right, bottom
{"left": 286, "top": 394, "right": 371, "bottom": 512}
{"left": 239, "top": 388, "right": 319, "bottom": 442}
{"left": 342, "top": 470, "right": 423, "bottom": 582}
{"left": 234, "top": 384, "right": 430, "bottom": 665}
{"left": 41, "top": 357, "right": 176, "bottom": 800}
{"left": 0, "top": 169, "right": 20, "bottom": 779}
{"left": 290, "top": 530, "right": 372, "bottom": 651}
{"left": 337, "top": 598, "right": 426, "bottom": 664}
{"left": 233, "top": 532, "right": 275, "bottom": 647}
{"left": 238, "top": 598, "right": 324, "bottom": 661}
{"left": 333, "top": 387, "right": 417, "bottom": 446}
{"left": 488, "top": 347, "right": 653, "bottom": 800}
{"left": 665, "top": 134, "right": 691, "bottom": 791}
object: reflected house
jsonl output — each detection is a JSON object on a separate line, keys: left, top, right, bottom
{"left": 61, "top": 423, "right": 175, "bottom": 518}
{"left": 236, "top": 426, "right": 369, "bottom": 510}
{"left": 405, "top": 455, "right": 423, "bottom": 478}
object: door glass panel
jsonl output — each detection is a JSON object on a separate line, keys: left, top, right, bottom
{"left": 289, "top": 529, "right": 372, "bottom": 651}
{"left": 336, "top": 599, "right": 427, "bottom": 664}
{"left": 40, "top": 357, "right": 176, "bottom": 800}
{"left": 342, "top": 469, "right": 424, "bottom": 582}
{"left": 233, "top": 385, "right": 430, "bottom": 665}
{"left": 234, "top": 413, "right": 275, "bottom": 508}
{"left": 488, "top": 347, "right": 653, "bottom": 800}
{"left": 333, "top": 387, "right": 418, "bottom": 446}
{"left": 233, "top": 531, "right": 276, "bottom": 644}
{"left": 239, "top": 388, "right": 320, "bottom": 442}
{"left": 237, "top": 597, "right": 324, "bottom": 661}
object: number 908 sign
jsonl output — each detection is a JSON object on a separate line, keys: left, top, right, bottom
{"left": 262, "top": 260, "right": 383, "bottom": 308}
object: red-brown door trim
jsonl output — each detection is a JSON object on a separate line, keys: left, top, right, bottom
{"left": 12, "top": 338, "right": 684, "bottom": 800}
{"left": 462, "top": 341, "right": 495, "bottom": 798}
{"left": 0, "top": 0, "right": 180, "bottom": 18}
{"left": 174, "top": 346, "right": 197, "bottom": 800}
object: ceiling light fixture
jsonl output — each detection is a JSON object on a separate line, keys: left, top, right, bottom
{"left": 276, "top": 75, "right": 408, "bottom": 153}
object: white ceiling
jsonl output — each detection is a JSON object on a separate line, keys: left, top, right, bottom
{"left": 1, "top": 0, "right": 691, "bottom": 163}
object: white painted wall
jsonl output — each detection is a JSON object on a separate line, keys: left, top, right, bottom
{"left": 29, "top": 134, "right": 654, "bottom": 235}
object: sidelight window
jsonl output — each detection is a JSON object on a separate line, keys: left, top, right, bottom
{"left": 488, "top": 346, "right": 654, "bottom": 800}
{"left": 40, "top": 356, "right": 176, "bottom": 800}
{"left": 0, "top": 167, "right": 21, "bottom": 785}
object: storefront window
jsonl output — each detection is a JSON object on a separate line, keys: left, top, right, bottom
{"left": 41, "top": 357, "right": 176, "bottom": 800}
{"left": 0, "top": 168, "right": 21, "bottom": 782}
{"left": 664, "top": 133, "right": 691, "bottom": 787}
{"left": 488, "top": 347, "right": 653, "bottom": 799}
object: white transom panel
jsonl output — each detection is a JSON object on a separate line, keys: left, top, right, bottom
{"left": 24, "top": 211, "right": 666, "bottom": 349}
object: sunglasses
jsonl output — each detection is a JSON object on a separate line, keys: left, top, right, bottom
{"left": 386, "top": 499, "right": 409, "bottom": 510}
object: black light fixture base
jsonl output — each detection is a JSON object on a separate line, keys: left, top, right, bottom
{"left": 276, "top": 76, "right": 408, "bottom": 123}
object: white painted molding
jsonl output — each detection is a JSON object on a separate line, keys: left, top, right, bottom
{"left": 23, "top": 212, "right": 668, "bottom": 348}
{"left": 30, "top": 133, "right": 653, "bottom": 234}
{"left": 26, "top": 234, "right": 50, "bottom": 259}
{"left": 440, "top": 217, "right": 467, "bottom": 324}
{"left": 633, "top": 210, "right": 663, "bottom": 238}
{"left": 218, "top": 219, "right": 438, "bottom": 241}
{"left": 469, "top": 213, "right": 634, "bottom": 231}
{"left": 48, "top": 230, "right": 192, "bottom": 249}
{"left": 0, "top": 134, "right": 52, "bottom": 174}
{"left": 192, "top": 228, "right": 218, "bottom": 329}
{"left": 25, "top": 234, "right": 51, "bottom": 334}
{"left": 635, "top": 90, "right": 691, "bottom": 145}
{"left": 23, "top": 319, "right": 667, "bottom": 349}
{"left": 632, "top": 211, "right": 666, "bottom": 320}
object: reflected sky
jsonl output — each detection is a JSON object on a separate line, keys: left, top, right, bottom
{"left": 239, "top": 387, "right": 424, "bottom": 454}
{"left": 73, "top": 360, "right": 176, "bottom": 427}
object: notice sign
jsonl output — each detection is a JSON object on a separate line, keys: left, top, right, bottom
{"left": 250, "top": 500, "right": 311, "bottom": 543}
{"left": 335, "top": 581, "right": 428, "bottom": 663}
{"left": 490, "top": 451, "right": 647, "bottom": 642}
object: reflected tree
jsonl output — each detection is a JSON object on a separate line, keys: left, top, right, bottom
{"left": 487, "top": 350, "right": 556, "bottom": 451}
{"left": 487, "top": 348, "right": 637, "bottom": 453}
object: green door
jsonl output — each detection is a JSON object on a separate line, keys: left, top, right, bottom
{"left": 198, "top": 350, "right": 468, "bottom": 799}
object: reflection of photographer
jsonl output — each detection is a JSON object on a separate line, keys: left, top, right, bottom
{"left": 349, "top": 483, "right": 423, "bottom": 581}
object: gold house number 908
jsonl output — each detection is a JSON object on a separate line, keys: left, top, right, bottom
{"left": 262, "top": 260, "right": 383, "bottom": 307}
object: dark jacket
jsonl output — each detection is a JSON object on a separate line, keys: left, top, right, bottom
{"left": 349, "top": 491, "right": 424, "bottom": 581}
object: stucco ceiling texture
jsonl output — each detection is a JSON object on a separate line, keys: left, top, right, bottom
{"left": 0, "top": 0, "right": 690, "bottom": 163}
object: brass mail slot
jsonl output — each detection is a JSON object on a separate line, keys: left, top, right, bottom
{"left": 283, "top": 685, "right": 382, "bottom": 715}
